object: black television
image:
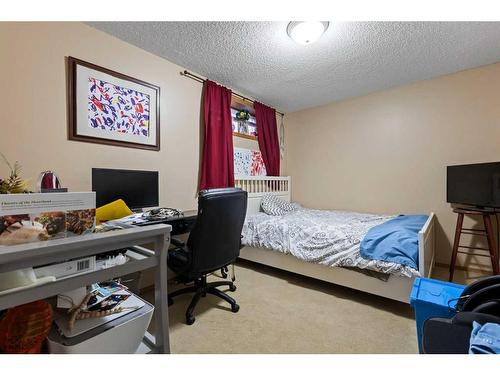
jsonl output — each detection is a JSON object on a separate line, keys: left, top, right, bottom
{"left": 447, "top": 162, "right": 500, "bottom": 208}
{"left": 92, "top": 168, "right": 159, "bottom": 210}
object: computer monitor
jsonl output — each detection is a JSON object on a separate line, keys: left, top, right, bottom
{"left": 92, "top": 168, "right": 159, "bottom": 210}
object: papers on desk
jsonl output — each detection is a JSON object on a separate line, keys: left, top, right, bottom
{"left": 105, "top": 208, "right": 187, "bottom": 228}
{"left": 106, "top": 213, "right": 148, "bottom": 227}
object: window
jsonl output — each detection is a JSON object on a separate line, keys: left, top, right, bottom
{"left": 231, "top": 97, "right": 257, "bottom": 141}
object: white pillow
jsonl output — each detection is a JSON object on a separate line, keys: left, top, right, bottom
{"left": 261, "top": 194, "right": 300, "bottom": 216}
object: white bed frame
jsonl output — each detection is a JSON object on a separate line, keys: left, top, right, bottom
{"left": 235, "top": 176, "right": 436, "bottom": 303}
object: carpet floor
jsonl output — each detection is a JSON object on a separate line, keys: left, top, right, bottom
{"left": 143, "top": 260, "right": 422, "bottom": 354}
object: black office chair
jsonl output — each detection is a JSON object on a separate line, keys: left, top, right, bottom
{"left": 167, "top": 188, "right": 248, "bottom": 325}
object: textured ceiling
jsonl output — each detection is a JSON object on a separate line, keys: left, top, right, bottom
{"left": 88, "top": 22, "right": 500, "bottom": 113}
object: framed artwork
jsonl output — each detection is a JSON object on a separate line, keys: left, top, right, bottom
{"left": 68, "top": 56, "right": 160, "bottom": 151}
{"left": 234, "top": 147, "right": 267, "bottom": 177}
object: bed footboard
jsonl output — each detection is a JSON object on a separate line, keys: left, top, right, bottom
{"left": 418, "top": 212, "right": 436, "bottom": 278}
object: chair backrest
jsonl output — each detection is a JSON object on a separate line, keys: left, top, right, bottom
{"left": 187, "top": 188, "right": 248, "bottom": 274}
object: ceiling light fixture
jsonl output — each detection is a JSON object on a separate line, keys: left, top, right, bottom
{"left": 287, "top": 21, "right": 329, "bottom": 45}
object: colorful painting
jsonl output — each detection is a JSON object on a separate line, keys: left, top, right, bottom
{"left": 68, "top": 57, "right": 160, "bottom": 151}
{"left": 88, "top": 78, "right": 150, "bottom": 137}
{"left": 234, "top": 147, "right": 267, "bottom": 176}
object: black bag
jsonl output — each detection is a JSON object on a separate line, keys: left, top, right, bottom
{"left": 422, "top": 275, "right": 500, "bottom": 354}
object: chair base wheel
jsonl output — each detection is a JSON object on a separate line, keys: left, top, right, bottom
{"left": 186, "top": 315, "right": 195, "bottom": 325}
{"left": 229, "top": 284, "right": 237, "bottom": 292}
{"left": 231, "top": 303, "right": 240, "bottom": 313}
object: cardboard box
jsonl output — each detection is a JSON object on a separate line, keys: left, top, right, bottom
{"left": 0, "top": 192, "right": 96, "bottom": 246}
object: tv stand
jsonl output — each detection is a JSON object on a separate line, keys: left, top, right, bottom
{"left": 449, "top": 207, "right": 500, "bottom": 281}
{"left": 451, "top": 204, "right": 499, "bottom": 213}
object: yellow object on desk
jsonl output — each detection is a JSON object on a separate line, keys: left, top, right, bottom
{"left": 95, "top": 199, "right": 133, "bottom": 224}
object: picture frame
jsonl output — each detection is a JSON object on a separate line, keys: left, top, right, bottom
{"left": 67, "top": 56, "right": 160, "bottom": 151}
{"left": 234, "top": 147, "right": 267, "bottom": 177}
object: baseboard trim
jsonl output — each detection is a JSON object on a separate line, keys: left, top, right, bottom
{"left": 434, "top": 262, "right": 491, "bottom": 275}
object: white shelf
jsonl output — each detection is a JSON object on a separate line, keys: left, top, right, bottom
{"left": 0, "top": 224, "right": 172, "bottom": 354}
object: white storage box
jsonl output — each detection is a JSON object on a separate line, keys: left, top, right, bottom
{"left": 47, "top": 294, "right": 154, "bottom": 354}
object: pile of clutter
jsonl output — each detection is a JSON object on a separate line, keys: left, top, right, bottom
{"left": 0, "top": 279, "right": 141, "bottom": 353}
{"left": 56, "top": 280, "right": 139, "bottom": 332}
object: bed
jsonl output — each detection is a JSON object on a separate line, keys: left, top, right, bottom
{"left": 235, "top": 176, "right": 436, "bottom": 303}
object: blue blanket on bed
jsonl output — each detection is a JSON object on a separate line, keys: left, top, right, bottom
{"left": 360, "top": 215, "right": 428, "bottom": 269}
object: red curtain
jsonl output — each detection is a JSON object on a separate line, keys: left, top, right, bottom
{"left": 199, "top": 80, "right": 235, "bottom": 190}
{"left": 255, "top": 102, "right": 280, "bottom": 176}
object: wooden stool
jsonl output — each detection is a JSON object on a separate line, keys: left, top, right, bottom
{"left": 449, "top": 207, "right": 500, "bottom": 281}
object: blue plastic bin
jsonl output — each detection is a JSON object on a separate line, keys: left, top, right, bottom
{"left": 410, "top": 277, "right": 465, "bottom": 353}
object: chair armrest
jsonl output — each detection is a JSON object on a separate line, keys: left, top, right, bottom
{"left": 453, "top": 312, "right": 500, "bottom": 326}
{"left": 168, "top": 238, "right": 191, "bottom": 264}
{"left": 170, "top": 237, "right": 186, "bottom": 248}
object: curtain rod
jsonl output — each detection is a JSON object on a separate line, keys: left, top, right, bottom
{"left": 180, "top": 70, "right": 285, "bottom": 117}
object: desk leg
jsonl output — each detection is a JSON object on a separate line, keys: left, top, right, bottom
{"left": 154, "top": 233, "right": 170, "bottom": 353}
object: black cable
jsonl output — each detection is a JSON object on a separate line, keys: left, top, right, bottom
{"left": 448, "top": 295, "right": 471, "bottom": 311}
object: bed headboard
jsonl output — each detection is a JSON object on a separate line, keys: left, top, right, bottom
{"left": 235, "top": 176, "right": 291, "bottom": 215}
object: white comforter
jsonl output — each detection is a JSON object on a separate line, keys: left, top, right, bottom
{"left": 241, "top": 208, "right": 419, "bottom": 278}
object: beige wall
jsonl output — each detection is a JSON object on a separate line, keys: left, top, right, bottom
{"left": 284, "top": 63, "right": 500, "bottom": 269}
{"left": 233, "top": 135, "right": 259, "bottom": 151}
{"left": 0, "top": 22, "right": 203, "bottom": 211}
